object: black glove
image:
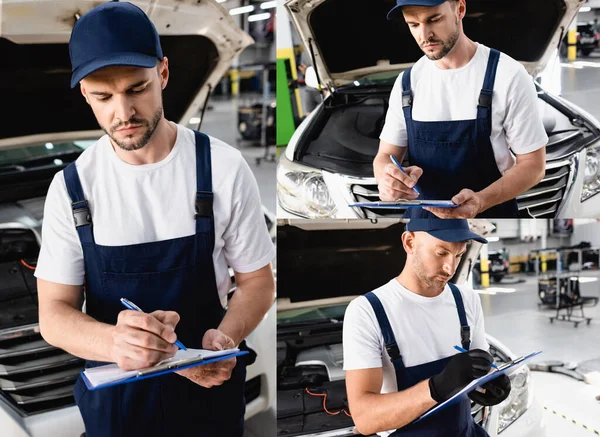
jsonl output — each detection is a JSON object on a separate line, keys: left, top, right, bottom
{"left": 468, "top": 374, "right": 511, "bottom": 406}
{"left": 428, "top": 349, "right": 493, "bottom": 403}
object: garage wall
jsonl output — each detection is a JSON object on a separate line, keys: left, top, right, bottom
{"left": 573, "top": 221, "right": 600, "bottom": 247}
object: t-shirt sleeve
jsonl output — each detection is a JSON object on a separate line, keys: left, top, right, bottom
{"left": 343, "top": 296, "right": 385, "bottom": 370}
{"left": 379, "top": 71, "right": 408, "bottom": 148}
{"left": 222, "top": 157, "right": 275, "bottom": 273}
{"left": 34, "top": 172, "right": 85, "bottom": 286}
{"left": 503, "top": 64, "right": 549, "bottom": 155}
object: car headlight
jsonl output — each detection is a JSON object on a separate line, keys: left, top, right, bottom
{"left": 581, "top": 144, "right": 600, "bottom": 202}
{"left": 497, "top": 366, "right": 533, "bottom": 434}
{"left": 277, "top": 157, "right": 337, "bottom": 218}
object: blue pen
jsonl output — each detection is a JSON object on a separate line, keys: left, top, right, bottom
{"left": 390, "top": 155, "right": 420, "bottom": 196}
{"left": 454, "top": 345, "right": 498, "bottom": 369}
{"left": 120, "top": 298, "right": 187, "bottom": 351}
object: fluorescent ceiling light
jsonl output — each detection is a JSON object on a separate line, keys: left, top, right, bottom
{"left": 229, "top": 5, "right": 254, "bottom": 15}
{"left": 580, "top": 6, "right": 591, "bottom": 12}
{"left": 189, "top": 117, "right": 201, "bottom": 125}
{"left": 216, "top": 0, "right": 227, "bottom": 2}
{"left": 487, "top": 237, "right": 500, "bottom": 242}
{"left": 260, "top": 1, "right": 277, "bottom": 9}
{"left": 248, "top": 12, "right": 270, "bottom": 22}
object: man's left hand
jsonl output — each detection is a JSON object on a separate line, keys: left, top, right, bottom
{"left": 468, "top": 374, "right": 511, "bottom": 406}
{"left": 175, "top": 329, "right": 237, "bottom": 388}
{"left": 423, "top": 189, "right": 484, "bottom": 218}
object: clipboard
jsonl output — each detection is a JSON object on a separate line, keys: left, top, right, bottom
{"left": 349, "top": 200, "right": 459, "bottom": 209}
{"left": 82, "top": 349, "right": 249, "bottom": 391}
{"left": 415, "top": 350, "right": 542, "bottom": 422}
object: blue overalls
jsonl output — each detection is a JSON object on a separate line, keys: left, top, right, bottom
{"left": 364, "top": 282, "right": 489, "bottom": 437}
{"left": 65, "top": 131, "right": 247, "bottom": 437}
{"left": 402, "top": 48, "right": 519, "bottom": 218}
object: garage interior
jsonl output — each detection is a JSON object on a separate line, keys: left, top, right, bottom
{"left": 473, "top": 219, "right": 600, "bottom": 437}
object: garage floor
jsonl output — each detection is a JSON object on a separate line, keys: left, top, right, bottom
{"left": 480, "top": 270, "right": 600, "bottom": 437}
{"left": 559, "top": 51, "right": 600, "bottom": 122}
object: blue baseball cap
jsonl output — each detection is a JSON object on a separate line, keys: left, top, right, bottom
{"left": 387, "top": 0, "right": 448, "bottom": 20}
{"left": 69, "top": 2, "right": 163, "bottom": 88}
{"left": 406, "top": 219, "right": 488, "bottom": 244}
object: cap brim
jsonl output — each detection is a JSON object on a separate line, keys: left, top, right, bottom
{"left": 387, "top": 0, "right": 447, "bottom": 20}
{"left": 70, "top": 53, "right": 158, "bottom": 88}
{"left": 427, "top": 229, "right": 488, "bottom": 244}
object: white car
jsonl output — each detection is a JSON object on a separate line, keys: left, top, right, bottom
{"left": 277, "top": 0, "right": 600, "bottom": 219}
{"left": 0, "top": 1, "right": 274, "bottom": 436}
{"left": 276, "top": 219, "right": 545, "bottom": 437}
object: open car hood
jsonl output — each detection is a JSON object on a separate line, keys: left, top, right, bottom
{"left": 276, "top": 219, "right": 493, "bottom": 310}
{"left": 285, "top": 0, "right": 583, "bottom": 89}
{"left": 0, "top": 0, "right": 253, "bottom": 149}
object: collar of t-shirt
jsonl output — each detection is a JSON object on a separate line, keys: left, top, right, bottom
{"left": 388, "top": 278, "right": 450, "bottom": 304}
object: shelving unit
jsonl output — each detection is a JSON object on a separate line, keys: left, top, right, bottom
{"left": 533, "top": 246, "right": 599, "bottom": 327}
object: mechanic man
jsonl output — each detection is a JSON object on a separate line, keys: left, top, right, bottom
{"left": 373, "top": 0, "right": 548, "bottom": 218}
{"left": 343, "top": 219, "right": 510, "bottom": 436}
{"left": 34, "top": 3, "right": 275, "bottom": 437}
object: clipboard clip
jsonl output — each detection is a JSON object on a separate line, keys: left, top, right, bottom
{"left": 136, "top": 356, "right": 206, "bottom": 377}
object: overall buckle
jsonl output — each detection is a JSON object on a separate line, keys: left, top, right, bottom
{"left": 72, "top": 201, "right": 92, "bottom": 227}
{"left": 195, "top": 191, "right": 214, "bottom": 218}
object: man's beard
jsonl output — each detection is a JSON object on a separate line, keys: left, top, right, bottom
{"left": 104, "top": 107, "right": 163, "bottom": 151}
{"left": 421, "top": 20, "right": 460, "bottom": 61}
{"left": 412, "top": 250, "right": 451, "bottom": 288}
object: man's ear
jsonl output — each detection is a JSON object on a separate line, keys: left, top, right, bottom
{"left": 80, "top": 82, "right": 91, "bottom": 105}
{"left": 402, "top": 231, "right": 416, "bottom": 255}
{"left": 158, "top": 57, "right": 169, "bottom": 90}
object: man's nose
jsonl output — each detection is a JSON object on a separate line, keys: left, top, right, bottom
{"left": 112, "top": 94, "right": 135, "bottom": 124}
{"left": 419, "top": 24, "right": 431, "bottom": 44}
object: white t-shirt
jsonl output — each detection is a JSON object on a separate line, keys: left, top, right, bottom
{"left": 380, "top": 43, "right": 548, "bottom": 174}
{"left": 343, "top": 279, "right": 487, "bottom": 436}
{"left": 35, "top": 124, "right": 275, "bottom": 308}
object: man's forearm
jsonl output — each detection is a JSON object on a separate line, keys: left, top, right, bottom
{"left": 40, "top": 300, "right": 115, "bottom": 362}
{"left": 352, "top": 379, "right": 436, "bottom": 435}
{"left": 477, "top": 157, "right": 545, "bottom": 212}
{"left": 218, "top": 265, "right": 275, "bottom": 346}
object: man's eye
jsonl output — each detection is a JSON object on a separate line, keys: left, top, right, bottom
{"left": 131, "top": 88, "right": 146, "bottom": 94}
{"left": 98, "top": 96, "right": 110, "bottom": 102}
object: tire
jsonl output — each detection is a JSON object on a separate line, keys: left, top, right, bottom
{"left": 492, "top": 275, "right": 504, "bottom": 283}
{"left": 582, "top": 49, "right": 592, "bottom": 57}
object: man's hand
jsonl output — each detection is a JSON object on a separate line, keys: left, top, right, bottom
{"left": 378, "top": 163, "right": 423, "bottom": 201}
{"left": 423, "top": 189, "right": 484, "bottom": 218}
{"left": 175, "top": 329, "right": 237, "bottom": 388}
{"left": 428, "top": 349, "right": 493, "bottom": 403}
{"left": 110, "top": 310, "right": 181, "bottom": 370}
{"left": 468, "top": 374, "right": 511, "bottom": 406}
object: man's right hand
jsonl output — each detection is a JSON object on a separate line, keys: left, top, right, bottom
{"left": 377, "top": 163, "right": 423, "bottom": 201}
{"left": 428, "top": 349, "right": 494, "bottom": 403}
{"left": 110, "top": 309, "right": 181, "bottom": 370}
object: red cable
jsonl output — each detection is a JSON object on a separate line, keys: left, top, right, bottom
{"left": 305, "top": 387, "right": 352, "bottom": 417}
{"left": 20, "top": 259, "right": 36, "bottom": 270}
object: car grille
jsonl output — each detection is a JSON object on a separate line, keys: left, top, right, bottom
{"left": 471, "top": 401, "right": 486, "bottom": 427}
{"left": 517, "top": 159, "right": 573, "bottom": 218}
{"left": 0, "top": 324, "right": 84, "bottom": 415}
{"left": 350, "top": 158, "right": 573, "bottom": 219}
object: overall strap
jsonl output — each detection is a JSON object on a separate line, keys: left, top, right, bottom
{"left": 401, "top": 67, "right": 414, "bottom": 122}
{"left": 364, "top": 292, "right": 405, "bottom": 369}
{"left": 63, "top": 163, "right": 95, "bottom": 245}
{"left": 476, "top": 48, "right": 501, "bottom": 136}
{"left": 448, "top": 283, "right": 471, "bottom": 350}
{"left": 194, "top": 131, "right": 215, "bottom": 253}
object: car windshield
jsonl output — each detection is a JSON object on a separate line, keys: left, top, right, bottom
{"left": 277, "top": 303, "right": 349, "bottom": 325}
{"left": 0, "top": 140, "right": 95, "bottom": 168}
